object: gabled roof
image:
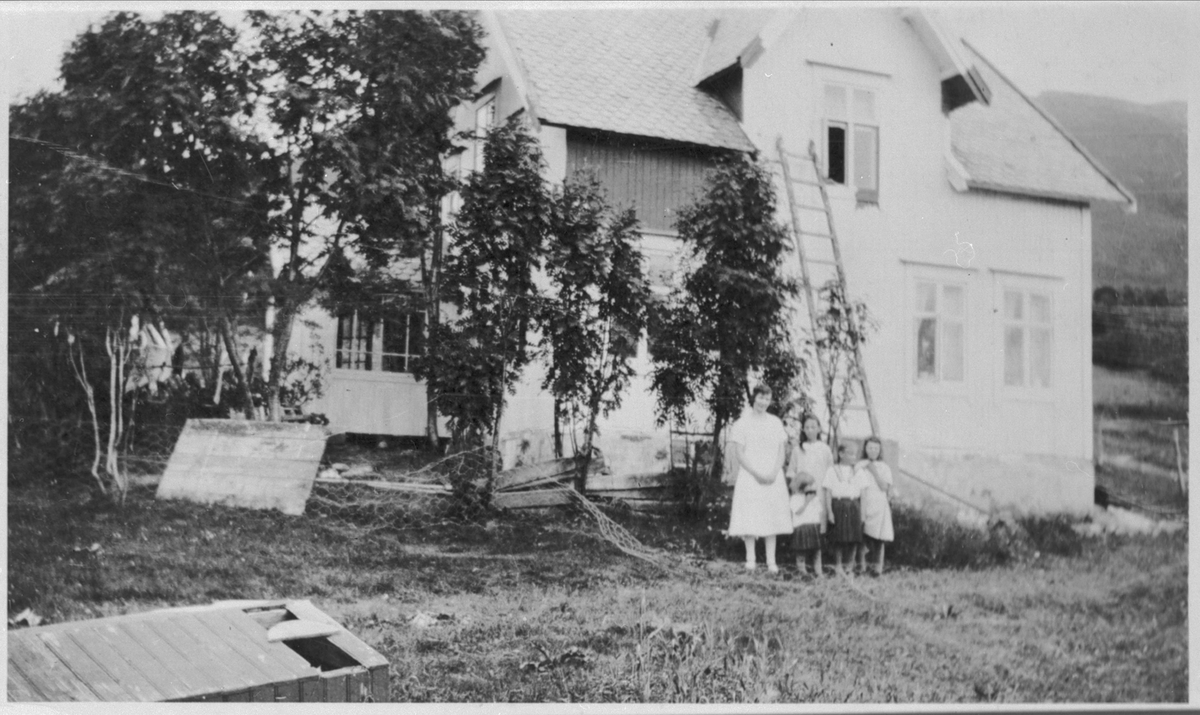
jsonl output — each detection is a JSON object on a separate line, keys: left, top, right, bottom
{"left": 949, "top": 42, "right": 1136, "bottom": 207}
{"left": 495, "top": 9, "right": 754, "bottom": 151}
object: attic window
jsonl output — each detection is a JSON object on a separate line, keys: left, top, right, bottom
{"left": 823, "top": 84, "right": 879, "bottom": 204}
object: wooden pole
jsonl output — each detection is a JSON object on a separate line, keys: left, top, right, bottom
{"left": 1094, "top": 417, "right": 1105, "bottom": 468}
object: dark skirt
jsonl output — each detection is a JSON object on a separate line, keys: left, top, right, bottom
{"left": 793, "top": 523, "right": 822, "bottom": 551}
{"left": 829, "top": 498, "right": 863, "bottom": 544}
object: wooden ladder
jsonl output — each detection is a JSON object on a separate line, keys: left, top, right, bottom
{"left": 776, "top": 136, "right": 880, "bottom": 444}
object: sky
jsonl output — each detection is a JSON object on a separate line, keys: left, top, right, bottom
{"left": 1, "top": 2, "right": 1194, "bottom": 107}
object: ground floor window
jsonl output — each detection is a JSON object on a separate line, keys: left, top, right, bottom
{"left": 1001, "top": 288, "right": 1053, "bottom": 389}
{"left": 913, "top": 280, "right": 965, "bottom": 385}
{"left": 336, "top": 306, "right": 425, "bottom": 373}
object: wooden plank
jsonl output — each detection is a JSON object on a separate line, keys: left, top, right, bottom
{"left": 284, "top": 601, "right": 389, "bottom": 670}
{"left": 200, "top": 608, "right": 316, "bottom": 682}
{"left": 251, "top": 684, "right": 276, "bottom": 702}
{"left": 369, "top": 664, "right": 390, "bottom": 703}
{"left": 58, "top": 628, "right": 166, "bottom": 701}
{"left": 246, "top": 608, "right": 292, "bottom": 631}
{"left": 494, "top": 458, "right": 576, "bottom": 491}
{"left": 592, "top": 488, "right": 676, "bottom": 500}
{"left": 8, "top": 661, "right": 47, "bottom": 701}
{"left": 273, "top": 679, "right": 302, "bottom": 703}
{"left": 586, "top": 472, "right": 673, "bottom": 491}
{"left": 323, "top": 672, "right": 348, "bottom": 702}
{"left": 347, "top": 668, "right": 367, "bottom": 702}
{"left": 315, "top": 477, "right": 450, "bottom": 494}
{"left": 37, "top": 629, "right": 130, "bottom": 701}
{"left": 299, "top": 679, "right": 321, "bottom": 702}
{"left": 125, "top": 619, "right": 226, "bottom": 699}
{"left": 156, "top": 418, "right": 327, "bottom": 516}
{"left": 90, "top": 621, "right": 192, "bottom": 701}
{"left": 8, "top": 631, "right": 101, "bottom": 701}
{"left": 160, "top": 614, "right": 260, "bottom": 692}
{"left": 492, "top": 489, "right": 574, "bottom": 510}
{"left": 184, "top": 612, "right": 293, "bottom": 688}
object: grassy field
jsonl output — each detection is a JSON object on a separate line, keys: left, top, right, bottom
{"left": 1093, "top": 365, "right": 1188, "bottom": 515}
{"left": 7, "top": 473, "right": 1188, "bottom": 704}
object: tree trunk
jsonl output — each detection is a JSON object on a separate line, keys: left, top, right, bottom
{"left": 423, "top": 216, "right": 444, "bottom": 450}
{"left": 218, "top": 315, "right": 258, "bottom": 420}
{"left": 266, "top": 300, "right": 299, "bottom": 422}
{"left": 709, "top": 412, "right": 727, "bottom": 484}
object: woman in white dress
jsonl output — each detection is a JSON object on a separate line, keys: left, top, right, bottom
{"left": 726, "top": 384, "right": 792, "bottom": 574}
{"left": 854, "top": 436, "right": 894, "bottom": 576}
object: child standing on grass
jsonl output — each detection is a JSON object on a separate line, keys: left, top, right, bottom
{"left": 855, "top": 436, "right": 894, "bottom": 576}
{"left": 790, "top": 415, "right": 833, "bottom": 576}
{"left": 823, "top": 442, "right": 870, "bottom": 576}
{"left": 726, "top": 384, "right": 792, "bottom": 574}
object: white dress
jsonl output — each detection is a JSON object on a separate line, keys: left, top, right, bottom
{"left": 726, "top": 411, "right": 793, "bottom": 537}
{"left": 857, "top": 460, "right": 895, "bottom": 542}
{"left": 792, "top": 440, "right": 833, "bottom": 528}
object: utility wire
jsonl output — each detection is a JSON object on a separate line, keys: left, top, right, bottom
{"left": 10, "top": 135, "right": 251, "bottom": 206}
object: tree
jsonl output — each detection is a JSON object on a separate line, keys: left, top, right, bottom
{"left": 414, "top": 118, "right": 552, "bottom": 460}
{"left": 649, "top": 153, "right": 805, "bottom": 482}
{"left": 245, "top": 10, "right": 484, "bottom": 424}
{"left": 541, "top": 172, "right": 652, "bottom": 490}
{"left": 9, "top": 12, "right": 276, "bottom": 497}
{"left": 813, "top": 279, "right": 876, "bottom": 450}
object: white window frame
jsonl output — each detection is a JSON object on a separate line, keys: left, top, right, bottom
{"left": 906, "top": 266, "right": 970, "bottom": 395}
{"left": 821, "top": 80, "right": 880, "bottom": 204}
{"left": 994, "top": 276, "right": 1056, "bottom": 399}
{"left": 472, "top": 93, "right": 497, "bottom": 173}
{"left": 335, "top": 305, "right": 426, "bottom": 376}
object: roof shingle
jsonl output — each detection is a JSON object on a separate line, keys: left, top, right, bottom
{"left": 496, "top": 9, "right": 754, "bottom": 151}
{"left": 949, "top": 42, "right": 1131, "bottom": 205}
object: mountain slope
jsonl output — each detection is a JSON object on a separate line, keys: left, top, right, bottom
{"left": 1036, "top": 92, "right": 1187, "bottom": 297}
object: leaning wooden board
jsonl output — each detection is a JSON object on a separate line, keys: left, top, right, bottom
{"left": 8, "top": 600, "right": 389, "bottom": 703}
{"left": 156, "top": 419, "right": 329, "bottom": 516}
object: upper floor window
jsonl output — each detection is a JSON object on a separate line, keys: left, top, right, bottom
{"left": 823, "top": 83, "right": 879, "bottom": 203}
{"left": 336, "top": 305, "right": 425, "bottom": 374}
{"left": 914, "top": 280, "right": 965, "bottom": 385}
{"left": 472, "top": 94, "right": 496, "bottom": 173}
{"left": 1001, "top": 289, "right": 1052, "bottom": 389}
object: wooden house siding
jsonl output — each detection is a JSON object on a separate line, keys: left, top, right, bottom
{"left": 565, "top": 130, "right": 724, "bottom": 233}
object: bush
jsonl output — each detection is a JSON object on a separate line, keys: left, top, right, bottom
{"left": 889, "top": 504, "right": 1019, "bottom": 570}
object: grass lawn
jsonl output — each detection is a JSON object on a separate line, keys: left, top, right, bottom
{"left": 7, "top": 474, "right": 1187, "bottom": 704}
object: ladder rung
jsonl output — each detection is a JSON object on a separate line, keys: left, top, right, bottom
{"left": 798, "top": 231, "right": 833, "bottom": 239}
{"left": 789, "top": 178, "right": 824, "bottom": 187}
{"left": 805, "top": 259, "right": 840, "bottom": 266}
{"left": 796, "top": 203, "right": 827, "bottom": 212}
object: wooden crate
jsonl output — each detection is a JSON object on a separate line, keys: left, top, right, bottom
{"left": 8, "top": 600, "right": 389, "bottom": 703}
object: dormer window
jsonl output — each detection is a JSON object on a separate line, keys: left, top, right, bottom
{"left": 823, "top": 83, "right": 879, "bottom": 204}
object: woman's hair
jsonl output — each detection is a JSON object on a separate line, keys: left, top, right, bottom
{"left": 860, "top": 435, "right": 884, "bottom": 461}
{"left": 750, "top": 383, "right": 773, "bottom": 400}
{"left": 798, "top": 413, "right": 821, "bottom": 445}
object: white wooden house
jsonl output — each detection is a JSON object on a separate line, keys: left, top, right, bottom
{"left": 292, "top": 7, "right": 1134, "bottom": 516}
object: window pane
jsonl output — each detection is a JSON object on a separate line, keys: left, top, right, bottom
{"left": 916, "top": 318, "right": 937, "bottom": 380}
{"left": 915, "top": 282, "right": 936, "bottom": 314}
{"left": 824, "top": 85, "right": 847, "bottom": 119}
{"left": 1004, "top": 291, "right": 1023, "bottom": 320}
{"left": 1030, "top": 294, "right": 1051, "bottom": 323}
{"left": 1031, "top": 327, "right": 1052, "bottom": 388}
{"left": 942, "top": 284, "right": 964, "bottom": 318}
{"left": 382, "top": 316, "right": 406, "bottom": 373}
{"left": 853, "top": 125, "right": 878, "bottom": 191}
{"left": 852, "top": 88, "right": 876, "bottom": 124}
{"left": 408, "top": 312, "right": 426, "bottom": 358}
{"left": 336, "top": 314, "right": 353, "bottom": 368}
{"left": 827, "top": 123, "right": 846, "bottom": 184}
{"left": 1004, "top": 326, "right": 1025, "bottom": 386}
{"left": 943, "top": 321, "right": 964, "bottom": 382}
